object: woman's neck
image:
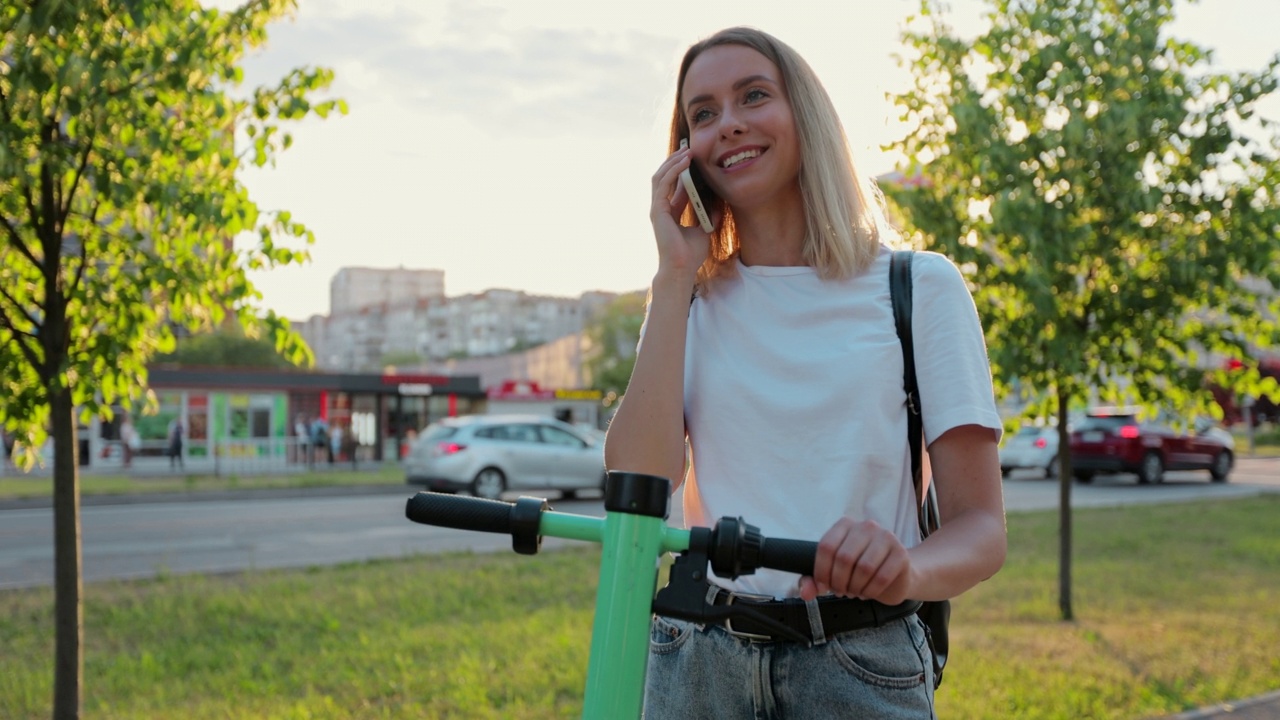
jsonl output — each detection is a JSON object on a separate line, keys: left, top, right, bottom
{"left": 733, "top": 185, "right": 808, "bottom": 267}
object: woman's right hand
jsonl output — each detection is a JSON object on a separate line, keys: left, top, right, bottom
{"left": 649, "top": 145, "right": 715, "bottom": 284}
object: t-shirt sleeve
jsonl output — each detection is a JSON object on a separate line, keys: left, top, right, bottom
{"left": 910, "top": 252, "right": 1003, "bottom": 446}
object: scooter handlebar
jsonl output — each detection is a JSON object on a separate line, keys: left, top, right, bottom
{"left": 406, "top": 492, "right": 514, "bottom": 534}
{"left": 758, "top": 537, "right": 818, "bottom": 577}
{"left": 404, "top": 492, "right": 821, "bottom": 578}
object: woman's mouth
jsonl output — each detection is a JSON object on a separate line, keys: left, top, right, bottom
{"left": 720, "top": 148, "right": 763, "bottom": 169}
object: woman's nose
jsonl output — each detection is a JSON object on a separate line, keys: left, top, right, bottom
{"left": 717, "top": 107, "right": 747, "bottom": 137}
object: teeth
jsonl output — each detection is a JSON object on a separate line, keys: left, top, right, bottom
{"left": 721, "top": 150, "right": 760, "bottom": 168}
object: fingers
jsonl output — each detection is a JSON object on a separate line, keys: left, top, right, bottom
{"left": 651, "top": 146, "right": 691, "bottom": 201}
{"left": 653, "top": 146, "right": 705, "bottom": 225}
{"left": 811, "top": 518, "right": 911, "bottom": 603}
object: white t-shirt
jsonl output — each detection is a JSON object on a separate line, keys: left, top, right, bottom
{"left": 679, "top": 245, "right": 1002, "bottom": 598}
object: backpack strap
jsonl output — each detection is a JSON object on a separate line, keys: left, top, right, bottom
{"left": 889, "top": 250, "right": 939, "bottom": 536}
{"left": 890, "top": 250, "right": 951, "bottom": 687}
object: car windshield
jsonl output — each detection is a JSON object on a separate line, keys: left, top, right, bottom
{"left": 420, "top": 424, "right": 458, "bottom": 441}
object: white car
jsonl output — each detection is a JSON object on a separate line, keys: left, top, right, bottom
{"left": 1000, "top": 425, "right": 1061, "bottom": 478}
{"left": 404, "top": 414, "right": 606, "bottom": 500}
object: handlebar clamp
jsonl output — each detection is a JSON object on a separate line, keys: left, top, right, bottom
{"left": 510, "top": 496, "right": 549, "bottom": 555}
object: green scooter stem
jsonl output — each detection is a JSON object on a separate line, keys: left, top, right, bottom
{"left": 537, "top": 504, "right": 692, "bottom": 718}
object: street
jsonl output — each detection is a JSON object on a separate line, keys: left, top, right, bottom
{"left": 1, "top": 457, "right": 1275, "bottom": 591}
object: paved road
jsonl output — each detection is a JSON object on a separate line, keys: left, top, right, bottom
{"left": 1, "top": 457, "right": 1275, "bottom": 591}
{"left": 1001, "top": 455, "right": 1279, "bottom": 511}
{"left": 0, "top": 490, "right": 613, "bottom": 591}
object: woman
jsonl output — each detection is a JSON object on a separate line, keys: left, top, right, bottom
{"left": 603, "top": 27, "right": 1007, "bottom": 718}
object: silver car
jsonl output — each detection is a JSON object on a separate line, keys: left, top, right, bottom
{"left": 1000, "top": 424, "right": 1061, "bottom": 478}
{"left": 404, "top": 414, "right": 606, "bottom": 500}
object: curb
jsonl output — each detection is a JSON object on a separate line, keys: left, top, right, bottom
{"left": 0, "top": 484, "right": 414, "bottom": 512}
{"left": 1155, "top": 689, "right": 1280, "bottom": 719}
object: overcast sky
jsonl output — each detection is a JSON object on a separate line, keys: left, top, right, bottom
{"left": 212, "top": 0, "right": 1280, "bottom": 321}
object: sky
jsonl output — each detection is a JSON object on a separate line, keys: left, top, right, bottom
{"left": 212, "top": 0, "right": 1280, "bottom": 322}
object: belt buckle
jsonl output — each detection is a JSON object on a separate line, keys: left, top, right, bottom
{"left": 721, "top": 590, "right": 782, "bottom": 642}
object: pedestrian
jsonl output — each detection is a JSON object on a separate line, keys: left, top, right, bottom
{"left": 311, "top": 416, "right": 331, "bottom": 464}
{"left": 120, "top": 415, "right": 139, "bottom": 468}
{"left": 167, "top": 418, "right": 184, "bottom": 469}
{"left": 603, "top": 27, "right": 1007, "bottom": 719}
{"left": 329, "top": 423, "right": 344, "bottom": 463}
{"left": 294, "top": 413, "right": 310, "bottom": 465}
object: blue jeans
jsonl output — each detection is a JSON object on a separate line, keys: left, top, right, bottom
{"left": 644, "top": 608, "right": 937, "bottom": 719}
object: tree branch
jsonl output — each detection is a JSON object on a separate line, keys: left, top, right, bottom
{"left": 66, "top": 199, "right": 99, "bottom": 300}
{"left": 0, "top": 294, "right": 44, "bottom": 370}
{"left": 0, "top": 279, "right": 42, "bottom": 330}
{"left": 57, "top": 133, "right": 96, "bottom": 231}
{"left": 0, "top": 212, "right": 42, "bottom": 268}
{"left": 0, "top": 79, "right": 11, "bottom": 127}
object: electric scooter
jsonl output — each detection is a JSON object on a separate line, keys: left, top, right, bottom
{"left": 405, "top": 471, "right": 821, "bottom": 720}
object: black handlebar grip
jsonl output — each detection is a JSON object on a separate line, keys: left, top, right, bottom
{"left": 759, "top": 538, "right": 818, "bottom": 577}
{"left": 405, "top": 492, "right": 514, "bottom": 534}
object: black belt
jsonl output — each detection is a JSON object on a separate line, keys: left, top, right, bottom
{"left": 709, "top": 587, "right": 922, "bottom": 643}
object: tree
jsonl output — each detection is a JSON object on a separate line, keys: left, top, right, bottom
{"left": 156, "top": 325, "right": 304, "bottom": 369}
{"left": 583, "top": 292, "right": 646, "bottom": 396}
{"left": 0, "top": 1, "right": 344, "bottom": 716}
{"left": 887, "top": 0, "right": 1280, "bottom": 621}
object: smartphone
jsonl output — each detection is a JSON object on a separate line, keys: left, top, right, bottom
{"left": 679, "top": 139, "right": 715, "bottom": 233}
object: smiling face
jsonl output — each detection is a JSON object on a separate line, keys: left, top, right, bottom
{"left": 680, "top": 44, "right": 802, "bottom": 212}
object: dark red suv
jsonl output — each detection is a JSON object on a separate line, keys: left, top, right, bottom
{"left": 1068, "top": 411, "right": 1234, "bottom": 484}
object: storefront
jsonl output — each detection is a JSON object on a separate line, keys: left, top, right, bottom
{"left": 485, "top": 379, "right": 604, "bottom": 430}
{"left": 86, "top": 367, "right": 486, "bottom": 471}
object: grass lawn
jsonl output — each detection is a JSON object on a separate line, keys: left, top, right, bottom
{"left": 2, "top": 496, "right": 1278, "bottom": 719}
{"left": 0, "top": 464, "right": 404, "bottom": 501}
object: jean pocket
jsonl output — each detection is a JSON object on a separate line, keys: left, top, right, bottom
{"left": 828, "top": 620, "right": 928, "bottom": 690}
{"left": 649, "top": 615, "right": 693, "bottom": 654}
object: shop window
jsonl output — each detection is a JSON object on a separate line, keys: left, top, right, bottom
{"left": 230, "top": 408, "right": 271, "bottom": 438}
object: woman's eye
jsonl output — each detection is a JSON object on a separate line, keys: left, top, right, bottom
{"left": 745, "top": 88, "right": 769, "bottom": 103}
{"left": 690, "top": 108, "right": 713, "bottom": 123}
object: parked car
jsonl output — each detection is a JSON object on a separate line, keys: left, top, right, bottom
{"left": 1000, "top": 424, "right": 1060, "bottom": 478}
{"left": 404, "top": 414, "right": 606, "bottom": 500}
{"left": 1068, "top": 410, "right": 1234, "bottom": 484}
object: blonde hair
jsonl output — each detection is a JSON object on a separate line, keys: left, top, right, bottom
{"left": 670, "top": 27, "right": 884, "bottom": 290}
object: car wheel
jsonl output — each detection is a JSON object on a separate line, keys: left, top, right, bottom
{"left": 1001, "top": 466, "right": 1011, "bottom": 478}
{"left": 471, "top": 467, "right": 506, "bottom": 500}
{"left": 1137, "top": 452, "right": 1163, "bottom": 485}
{"left": 1073, "top": 470, "right": 1094, "bottom": 484}
{"left": 1045, "top": 460, "right": 1058, "bottom": 480}
{"left": 1210, "top": 450, "right": 1232, "bottom": 483}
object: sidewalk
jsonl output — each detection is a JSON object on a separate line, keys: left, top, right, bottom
{"left": 0, "top": 460, "right": 408, "bottom": 511}
{"left": 1154, "top": 690, "right": 1280, "bottom": 719}
{"left": 0, "top": 481, "right": 411, "bottom": 511}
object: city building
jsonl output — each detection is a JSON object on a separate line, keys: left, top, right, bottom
{"left": 86, "top": 367, "right": 488, "bottom": 473}
{"left": 330, "top": 266, "right": 445, "bottom": 315}
{"left": 296, "top": 267, "right": 620, "bottom": 376}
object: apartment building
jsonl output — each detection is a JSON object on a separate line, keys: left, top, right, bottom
{"left": 296, "top": 267, "right": 620, "bottom": 374}
{"left": 330, "top": 267, "right": 445, "bottom": 315}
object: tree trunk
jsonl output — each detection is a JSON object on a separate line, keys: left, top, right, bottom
{"left": 1056, "top": 386, "right": 1074, "bottom": 622}
{"left": 51, "top": 386, "right": 83, "bottom": 720}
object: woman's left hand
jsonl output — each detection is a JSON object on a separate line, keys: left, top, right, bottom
{"left": 799, "top": 517, "right": 917, "bottom": 605}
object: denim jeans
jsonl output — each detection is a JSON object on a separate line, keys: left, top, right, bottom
{"left": 643, "top": 608, "right": 937, "bottom": 719}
